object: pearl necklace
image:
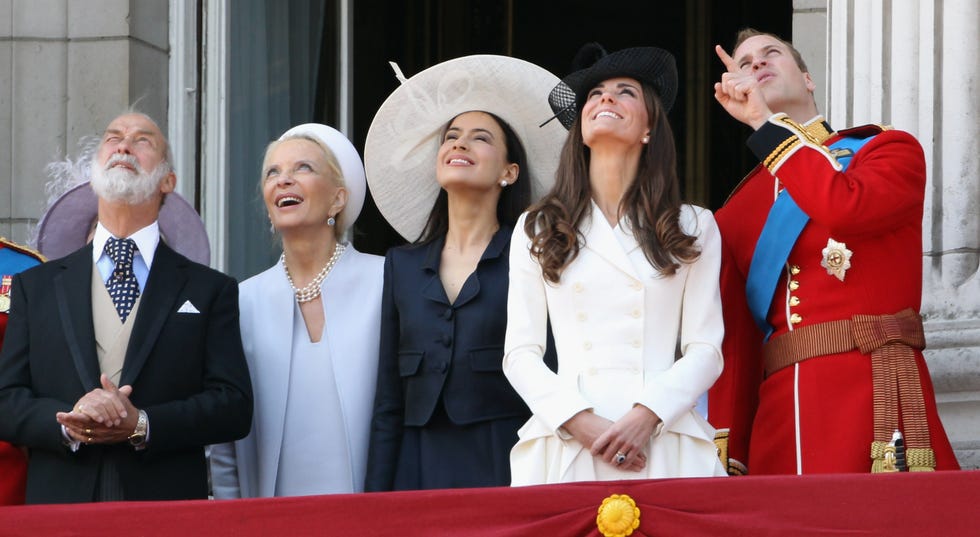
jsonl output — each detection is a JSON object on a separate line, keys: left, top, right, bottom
{"left": 281, "top": 243, "right": 346, "bottom": 303}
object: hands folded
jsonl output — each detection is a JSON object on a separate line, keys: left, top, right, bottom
{"left": 562, "top": 405, "right": 661, "bottom": 472}
{"left": 56, "top": 374, "right": 139, "bottom": 445}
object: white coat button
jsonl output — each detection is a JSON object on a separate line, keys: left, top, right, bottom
{"left": 631, "top": 309, "right": 641, "bottom": 318}
{"left": 584, "top": 341, "right": 592, "bottom": 350}
{"left": 577, "top": 312, "right": 587, "bottom": 321}
{"left": 631, "top": 340, "right": 641, "bottom": 348}
{"left": 573, "top": 282, "right": 584, "bottom": 292}
{"left": 630, "top": 281, "right": 642, "bottom": 291}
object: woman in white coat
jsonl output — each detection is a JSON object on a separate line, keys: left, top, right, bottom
{"left": 504, "top": 45, "right": 727, "bottom": 484}
{"left": 210, "top": 124, "right": 383, "bottom": 497}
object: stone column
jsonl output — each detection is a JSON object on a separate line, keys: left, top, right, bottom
{"left": 818, "top": 0, "right": 980, "bottom": 468}
{"left": 792, "top": 0, "right": 828, "bottom": 113}
{"left": 0, "top": 0, "right": 169, "bottom": 245}
{"left": 1, "top": 0, "right": 69, "bottom": 242}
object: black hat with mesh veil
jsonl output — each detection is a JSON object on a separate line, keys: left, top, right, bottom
{"left": 546, "top": 43, "right": 678, "bottom": 129}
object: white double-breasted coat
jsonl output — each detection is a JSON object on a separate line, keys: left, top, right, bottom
{"left": 504, "top": 203, "right": 726, "bottom": 484}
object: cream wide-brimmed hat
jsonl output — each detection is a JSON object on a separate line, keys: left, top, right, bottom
{"left": 278, "top": 123, "right": 366, "bottom": 237}
{"left": 364, "top": 55, "right": 567, "bottom": 241}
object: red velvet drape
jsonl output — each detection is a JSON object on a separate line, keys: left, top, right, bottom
{"left": 1, "top": 471, "right": 975, "bottom": 536}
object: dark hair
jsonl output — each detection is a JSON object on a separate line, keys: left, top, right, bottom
{"left": 734, "top": 28, "right": 809, "bottom": 72}
{"left": 416, "top": 111, "right": 531, "bottom": 244}
{"left": 524, "top": 82, "right": 699, "bottom": 284}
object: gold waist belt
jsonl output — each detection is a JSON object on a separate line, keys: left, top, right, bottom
{"left": 762, "top": 308, "right": 935, "bottom": 472}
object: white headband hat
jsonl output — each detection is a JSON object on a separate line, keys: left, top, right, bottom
{"left": 364, "top": 54, "right": 566, "bottom": 241}
{"left": 278, "top": 123, "right": 366, "bottom": 236}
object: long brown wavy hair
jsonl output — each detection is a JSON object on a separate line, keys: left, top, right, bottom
{"left": 524, "top": 82, "right": 699, "bottom": 284}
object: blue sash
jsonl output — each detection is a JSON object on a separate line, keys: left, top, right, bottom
{"left": 745, "top": 135, "right": 875, "bottom": 339}
{"left": 0, "top": 246, "right": 41, "bottom": 275}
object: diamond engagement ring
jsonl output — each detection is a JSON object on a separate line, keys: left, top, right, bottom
{"left": 615, "top": 452, "right": 627, "bottom": 464}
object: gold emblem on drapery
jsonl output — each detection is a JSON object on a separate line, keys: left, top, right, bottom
{"left": 597, "top": 494, "right": 641, "bottom": 537}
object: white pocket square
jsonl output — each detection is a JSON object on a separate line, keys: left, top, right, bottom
{"left": 177, "top": 300, "right": 201, "bottom": 314}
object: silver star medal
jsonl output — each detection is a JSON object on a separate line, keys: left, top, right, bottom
{"left": 821, "top": 238, "right": 852, "bottom": 281}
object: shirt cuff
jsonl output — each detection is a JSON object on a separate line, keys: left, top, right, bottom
{"left": 653, "top": 420, "right": 665, "bottom": 438}
{"left": 60, "top": 424, "right": 81, "bottom": 452}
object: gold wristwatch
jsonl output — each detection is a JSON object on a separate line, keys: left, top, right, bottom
{"left": 128, "top": 409, "right": 148, "bottom": 448}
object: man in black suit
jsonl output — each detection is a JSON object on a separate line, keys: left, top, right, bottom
{"left": 0, "top": 112, "right": 253, "bottom": 503}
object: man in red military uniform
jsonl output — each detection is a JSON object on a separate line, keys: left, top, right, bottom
{"left": 0, "top": 237, "right": 44, "bottom": 504}
{"left": 708, "top": 29, "right": 959, "bottom": 475}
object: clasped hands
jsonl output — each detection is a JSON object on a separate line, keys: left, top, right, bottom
{"left": 563, "top": 405, "right": 661, "bottom": 472}
{"left": 55, "top": 374, "right": 138, "bottom": 445}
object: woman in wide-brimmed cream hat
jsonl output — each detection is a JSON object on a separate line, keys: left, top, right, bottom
{"left": 363, "top": 54, "right": 564, "bottom": 491}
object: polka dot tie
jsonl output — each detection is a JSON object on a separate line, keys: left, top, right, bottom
{"left": 104, "top": 237, "right": 140, "bottom": 323}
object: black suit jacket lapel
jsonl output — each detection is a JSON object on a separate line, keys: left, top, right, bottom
{"left": 419, "top": 238, "right": 451, "bottom": 306}
{"left": 54, "top": 245, "right": 101, "bottom": 389}
{"left": 419, "top": 227, "right": 511, "bottom": 308}
{"left": 450, "top": 226, "right": 510, "bottom": 308}
{"left": 120, "top": 242, "right": 187, "bottom": 386}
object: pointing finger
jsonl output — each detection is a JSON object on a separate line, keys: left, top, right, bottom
{"left": 715, "top": 44, "right": 739, "bottom": 73}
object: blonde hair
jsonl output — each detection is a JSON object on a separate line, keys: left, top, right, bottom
{"left": 262, "top": 134, "right": 348, "bottom": 235}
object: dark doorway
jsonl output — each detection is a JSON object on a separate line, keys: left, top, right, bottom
{"left": 342, "top": 0, "right": 793, "bottom": 255}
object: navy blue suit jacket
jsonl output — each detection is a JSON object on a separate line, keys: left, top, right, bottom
{"left": 366, "top": 227, "right": 554, "bottom": 490}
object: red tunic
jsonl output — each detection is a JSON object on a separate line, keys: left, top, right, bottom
{"left": 708, "top": 116, "right": 959, "bottom": 475}
{"left": 0, "top": 238, "right": 44, "bottom": 504}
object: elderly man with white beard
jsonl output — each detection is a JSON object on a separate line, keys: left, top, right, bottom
{"left": 0, "top": 112, "right": 253, "bottom": 503}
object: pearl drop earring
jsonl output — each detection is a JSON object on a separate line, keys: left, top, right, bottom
{"left": 642, "top": 135, "right": 650, "bottom": 144}
{"left": 500, "top": 180, "right": 508, "bottom": 188}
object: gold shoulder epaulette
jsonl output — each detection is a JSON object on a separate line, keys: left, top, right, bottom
{"left": 0, "top": 236, "right": 46, "bottom": 263}
{"left": 763, "top": 115, "right": 837, "bottom": 174}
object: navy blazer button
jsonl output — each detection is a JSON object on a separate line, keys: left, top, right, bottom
{"left": 441, "top": 335, "right": 452, "bottom": 347}
{"left": 443, "top": 308, "right": 454, "bottom": 320}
